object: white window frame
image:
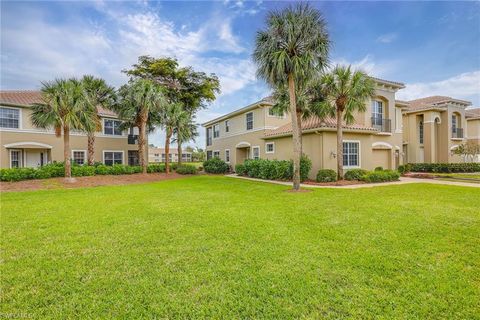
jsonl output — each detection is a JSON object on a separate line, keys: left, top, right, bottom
{"left": 246, "top": 112, "right": 254, "bottom": 131}
{"left": 213, "top": 124, "right": 220, "bottom": 138}
{"left": 342, "top": 140, "right": 361, "bottom": 169}
{"left": 103, "top": 150, "right": 124, "bottom": 165}
{"left": 265, "top": 142, "right": 275, "bottom": 154}
{"left": 372, "top": 100, "right": 383, "bottom": 120}
{"left": 213, "top": 150, "right": 220, "bottom": 158}
{"left": 206, "top": 127, "right": 213, "bottom": 146}
{"left": 206, "top": 150, "right": 213, "bottom": 160}
{"left": 103, "top": 118, "right": 123, "bottom": 136}
{"left": 71, "top": 150, "right": 86, "bottom": 165}
{"left": 9, "top": 149, "right": 22, "bottom": 168}
{"left": 252, "top": 146, "right": 260, "bottom": 160}
{"left": 0, "top": 106, "right": 22, "bottom": 129}
{"left": 225, "top": 149, "right": 230, "bottom": 163}
{"left": 225, "top": 120, "right": 230, "bottom": 133}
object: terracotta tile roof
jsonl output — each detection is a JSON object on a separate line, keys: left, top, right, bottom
{"left": 406, "top": 96, "right": 471, "bottom": 111}
{"left": 264, "top": 116, "right": 377, "bottom": 137}
{"left": 0, "top": 90, "right": 117, "bottom": 117}
{"left": 466, "top": 108, "right": 480, "bottom": 119}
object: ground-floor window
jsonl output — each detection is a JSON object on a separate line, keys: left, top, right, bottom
{"left": 206, "top": 151, "right": 212, "bottom": 160}
{"left": 104, "top": 151, "right": 123, "bottom": 165}
{"left": 213, "top": 150, "right": 220, "bottom": 158}
{"left": 252, "top": 146, "right": 260, "bottom": 160}
{"left": 72, "top": 150, "right": 86, "bottom": 165}
{"left": 343, "top": 142, "right": 359, "bottom": 167}
{"left": 128, "top": 150, "right": 139, "bottom": 166}
{"left": 265, "top": 142, "right": 274, "bottom": 154}
{"left": 10, "top": 150, "right": 21, "bottom": 168}
{"left": 225, "top": 149, "right": 230, "bottom": 162}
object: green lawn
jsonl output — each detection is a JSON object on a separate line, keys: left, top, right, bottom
{"left": 2, "top": 176, "right": 479, "bottom": 319}
{"left": 433, "top": 172, "right": 480, "bottom": 184}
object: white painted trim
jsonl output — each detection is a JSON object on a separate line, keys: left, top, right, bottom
{"left": 4, "top": 141, "right": 53, "bottom": 149}
{"left": 265, "top": 142, "right": 275, "bottom": 154}
{"left": 245, "top": 111, "right": 254, "bottom": 131}
{"left": 0, "top": 127, "right": 128, "bottom": 138}
{"left": 235, "top": 141, "right": 251, "bottom": 148}
{"left": 450, "top": 145, "right": 459, "bottom": 150}
{"left": 213, "top": 150, "right": 220, "bottom": 158}
{"left": 395, "top": 145, "right": 400, "bottom": 150}
{"left": 0, "top": 106, "right": 22, "bottom": 129}
{"left": 251, "top": 146, "right": 260, "bottom": 160}
{"left": 372, "top": 142, "right": 393, "bottom": 149}
{"left": 342, "top": 140, "right": 361, "bottom": 169}
{"left": 102, "top": 150, "right": 125, "bottom": 165}
{"left": 9, "top": 149, "right": 22, "bottom": 168}
{"left": 71, "top": 150, "right": 87, "bottom": 165}
{"left": 102, "top": 118, "right": 125, "bottom": 136}
{"left": 225, "top": 149, "right": 230, "bottom": 163}
{"left": 210, "top": 126, "right": 278, "bottom": 141}
{"left": 213, "top": 124, "right": 220, "bottom": 139}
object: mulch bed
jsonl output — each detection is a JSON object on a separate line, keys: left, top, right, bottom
{"left": 303, "top": 179, "right": 366, "bottom": 186}
{"left": 0, "top": 173, "right": 185, "bottom": 193}
{"left": 403, "top": 172, "right": 435, "bottom": 179}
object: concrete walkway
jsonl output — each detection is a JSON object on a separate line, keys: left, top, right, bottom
{"left": 226, "top": 174, "right": 480, "bottom": 189}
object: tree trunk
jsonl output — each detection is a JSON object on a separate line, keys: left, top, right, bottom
{"left": 165, "top": 129, "right": 172, "bottom": 174}
{"left": 336, "top": 108, "right": 344, "bottom": 180}
{"left": 87, "top": 133, "right": 95, "bottom": 166}
{"left": 63, "top": 125, "right": 71, "bottom": 178}
{"left": 288, "top": 73, "right": 301, "bottom": 190}
{"left": 138, "top": 120, "right": 147, "bottom": 174}
{"left": 177, "top": 140, "right": 182, "bottom": 166}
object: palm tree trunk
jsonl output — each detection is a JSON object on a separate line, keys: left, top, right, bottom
{"left": 165, "top": 129, "right": 172, "bottom": 174}
{"left": 336, "top": 109, "right": 344, "bottom": 180}
{"left": 63, "top": 125, "right": 71, "bottom": 178}
{"left": 87, "top": 133, "right": 95, "bottom": 166}
{"left": 138, "top": 120, "right": 147, "bottom": 174}
{"left": 288, "top": 73, "right": 301, "bottom": 190}
{"left": 177, "top": 140, "right": 182, "bottom": 166}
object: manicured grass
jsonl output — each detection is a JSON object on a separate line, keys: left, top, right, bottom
{"left": 2, "top": 176, "right": 479, "bottom": 319}
{"left": 433, "top": 172, "right": 480, "bottom": 184}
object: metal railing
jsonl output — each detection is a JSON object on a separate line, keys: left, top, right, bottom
{"left": 452, "top": 128, "right": 464, "bottom": 139}
{"left": 128, "top": 134, "right": 138, "bottom": 145}
{"left": 371, "top": 117, "right": 392, "bottom": 133}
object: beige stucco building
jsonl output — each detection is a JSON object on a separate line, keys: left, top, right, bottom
{"left": 148, "top": 147, "right": 192, "bottom": 163}
{"left": 0, "top": 91, "right": 144, "bottom": 168}
{"left": 203, "top": 80, "right": 480, "bottom": 178}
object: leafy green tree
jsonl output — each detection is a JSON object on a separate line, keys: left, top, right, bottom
{"left": 116, "top": 79, "right": 166, "bottom": 174}
{"left": 319, "top": 65, "right": 375, "bottom": 179}
{"left": 31, "top": 78, "right": 96, "bottom": 179}
{"left": 161, "top": 103, "right": 189, "bottom": 173}
{"left": 80, "top": 75, "right": 116, "bottom": 165}
{"left": 253, "top": 3, "right": 330, "bottom": 190}
{"left": 173, "top": 115, "right": 198, "bottom": 165}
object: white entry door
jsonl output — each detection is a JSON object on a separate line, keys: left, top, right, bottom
{"left": 25, "top": 150, "right": 43, "bottom": 168}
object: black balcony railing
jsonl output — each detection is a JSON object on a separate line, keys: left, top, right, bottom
{"left": 371, "top": 117, "right": 391, "bottom": 133}
{"left": 452, "top": 128, "right": 464, "bottom": 139}
{"left": 128, "top": 134, "right": 138, "bottom": 145}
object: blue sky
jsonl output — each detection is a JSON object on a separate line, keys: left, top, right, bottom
{"left": 1, "top": 1, "right": 479, "bottom": 148}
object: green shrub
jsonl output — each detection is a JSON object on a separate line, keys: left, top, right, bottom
{"left": 241, "top": 155, "right": 312, "bottom": 182}
{"left": 361, "top": 170, "right": 400, "bottom": 183}
{"left": 95, "top": 165, "right": 111, "bottom": 175}
{"left": 316, "top": 169, "right": 337, "bottom": 182}
{"left": 0, "top": 168, "right": 36, "bottom": 181}
{"left": 147, "top": 164, "right": 166, "bottom": 173}
{"left": 408, "top": 163, "right": 480, "bottom": 173}
{"left": 397, "top": 164, "right": 412, "bottom": 174}
{"left": 72, "top": 166, "right": 95, "bottom": 177}
{"left": 203, "top": 158, "right": 230, "bottom": 174}
{"left": 235, "top": 164, "right": 246, "bottom": 176}
{"left": 344, "top": 169, "right": 368, "bottom": 181}
{"left": 299, "top": 155, "right": 312, "bottom": 182}
{"left": 374, "top": 166, "right": 384, "bottom": 171}
{"left": 176, "top": 164, "right": 197, "bottom": 175}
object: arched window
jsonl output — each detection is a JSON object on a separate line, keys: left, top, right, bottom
{"left": 419, "top": 121, "right": 424, "bottom": 144}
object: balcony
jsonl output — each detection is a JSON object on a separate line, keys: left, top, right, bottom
{"left": 452, "top": 128, "right": 464, "bottom": 139}
{"left": 371, "top": 117, "right": 391, "bottom": 133}
{"left": 128, "top": 134, "right": 138, "bottom": 145}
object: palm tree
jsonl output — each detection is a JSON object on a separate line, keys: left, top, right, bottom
{"left": 31, "top": 78, "right": 96, "bottom": 180}
{"left": 319, "top": 65, "right": 376, "bottom": 180}
{"left": 161, "top": 103, "right": 189, "bottom": 173}
{"left": 81, "top": 75, "right": 116, "bottom": 165}
{"left": 173, "top": 114, "right": 198, "bottom": 166}
{"left": 253, "top": 3, "right": 329, "bottom": 190}
{"left": 116, "top": 79, "right": 166, "bottom": 174}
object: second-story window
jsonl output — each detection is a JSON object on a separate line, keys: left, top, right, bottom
{"left": 452, "top": 114, "right": 458, "bottom": 132}
{"left": 0, "top": 107, "right": 20, "bottom": 129}
{"left": 372, "top": 101, "right": 383, "bottom": 125}
{"left": 206, "top": 127, "right": 212, "bottom": 146}
{"left": 419, "top": 121, "right": 424, "bottom": 144}
{"left": 213, "top": 124, "right": 220, "bottom": 138}
{"left": 225, "top": 120, "right": 230, "bottom": 133}
{"left": 104, "top": 119, "right": 122, "bottom": 136}
{"left": 246, "top": 112, "right": 253, "bottom": 130}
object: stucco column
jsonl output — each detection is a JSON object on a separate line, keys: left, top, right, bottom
{"left": 423, "top": 121, "right": 436, "bottom": 163}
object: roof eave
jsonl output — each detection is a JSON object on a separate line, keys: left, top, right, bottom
{"left": 202, "top": 99, "right": 274, "bottom": 127}
{"left": 263, "top": 127, "right": 378, "bottom": 139}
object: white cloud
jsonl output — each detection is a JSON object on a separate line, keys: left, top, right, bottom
{"left": 376, "top": 33, "right": 397, "bottom": 44}
{"left": 397, "top": 70, "right": 480, "bottom": 105}
{"left": 332, "top": 54, "right": 395, "bottom": 78}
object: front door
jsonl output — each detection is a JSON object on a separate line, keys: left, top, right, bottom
{"left": 25, "top": 150, "right": 42, "bottom": 168}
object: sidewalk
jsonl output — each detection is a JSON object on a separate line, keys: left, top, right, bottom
{"left": 226, "top": 174, "right": 480, "bottom": 189}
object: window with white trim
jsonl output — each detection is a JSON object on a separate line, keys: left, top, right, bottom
{"left": 372, "top": 101, "right": 383, "bottom": 120}
{"left": 213, "top": 150, "right": 220, "bottom": 158}
{"left": 225, "top": 149, "right": 230, "bottom": 162}
{"left": 343, "top": 142, "right": 359, "bottom": 167}
{"left": 265, "top": 142, "right": 274, "bottom": 153}
{"left": 104, "top": 151, "right": 123, "bottom": 165}
{"left": 452, "top": 114, "right": 458, "bottom": 132}
{"left": 225, "top": 120, "right": 230, "bottom": 133}
{"left": 246, "top": 112, "right": 253, "bottom": 130}
{"left": 72, "top": 151, "right": 86, "bottom": 165}
{"left": 206, "top": 150, "right": 213, "bottom": 160}
{"left": 213, "top": 124, "right": 220, "bottom": 138}
{"left": 252, "top": 146, "right": 260, "bottom": 160}
{"left": 206, "top": 127, "right": 212, "bottom": 146}
{"left": 104, "top": 119, "right": 123, "bottom": 136}
{"left": 0, "top": 107, "right": 20, "bottom": 129}
{"left": 10, "top": 150, "right": 21, "bottom": 168}
{"left": 419, "top": 121, "right": 424, "bottom": 144}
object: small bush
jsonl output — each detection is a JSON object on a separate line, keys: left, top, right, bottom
{"left": 95, "top": 165, "right": 111, "bottom": 175}
{"left": 0, "top": 168, "right": 36, "bottom": 182}
{"left": 147, "top": 164, "right": 166, "bottom": 173}
{"left": 241, "top": 155, "right": 312, "bottom": 182}
{"left": 361, "top": 170, "right": 400, "bottom": 183}
{"left": 397, "top": 164, "right": 411, "bottom": 174}
{"left": 203, "top": 158, "right": 230, "bottom": 174}
{"left": 235, "top": 164, "right": 246, "bottom": 176}
{"left": 374, "top": 166, "right": 384, "bottom": 171}
{"left": 408, "top": 163, "right": 480, "bottom": 173}
{"left": 72, "top": 165, "right": 95, "bottom": 177}
{"left": 316, "top": 169, "right": 337, "bottom": 182}
{"left": 176, "top": 164, "right": 197, "bottom": 175}
{"left": 344, "top": 169, "right": 368, "bottom": 181}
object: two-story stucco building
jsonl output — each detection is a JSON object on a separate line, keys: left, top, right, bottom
{"left": 0, "top": 90, "right": 145, "bottom": 168}
{"left": 148, "top": 147, "right": 192, "bottom": 163}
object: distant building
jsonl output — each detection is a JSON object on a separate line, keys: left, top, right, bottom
{"left": 148, "top": 147, "right": 192, "bottom": 163}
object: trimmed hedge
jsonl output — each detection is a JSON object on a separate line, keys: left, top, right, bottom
{"left": 203, "top": 158, "right": 230, "bottom": 174}
{"left": 239, "top": 155, "right": 312, "bottom": 182}
{"left": 408, "top": 163, "right": 480, "bottom": 173}
{"left": 374, "top": 166, "right": 384, "bottom": 171}
{"left": 316, "top": 169, "right": 337, "bottom": 182}
{"left": 344, "top": 169, "right": 368, "bottom": 181}
{"left": 397, "top": 164, "right": 412, "bottom": 174}
{"left": 360, "top": 170, "right": 400, "bottom": 183}
{"left": 176, "top": 164, "right": 197, "bottom": 175}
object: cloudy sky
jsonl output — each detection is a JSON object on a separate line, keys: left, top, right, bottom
{"left": 1, "top": 1, "right": 479, "bottom": 148}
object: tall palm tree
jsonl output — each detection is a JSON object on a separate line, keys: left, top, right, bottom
{"left": 116, "top": 79, "right": 166, "bottom": 174}
{"left": 173, "top": 114, "right": 198, "bottom": 166}
{"left": 253, "top": 3, "right": 329, "bottom": 190}
{"left": 161, "top": 103, "right": 189, "bottom": 173}
{"left": 319, "top": 65, "right": 376, "bottom": 179}
{"left": 31, "top": 78, "right": 95, "bottom": 179}
{"left": 81, "top": 75, "right": 116, "bottom": 165}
